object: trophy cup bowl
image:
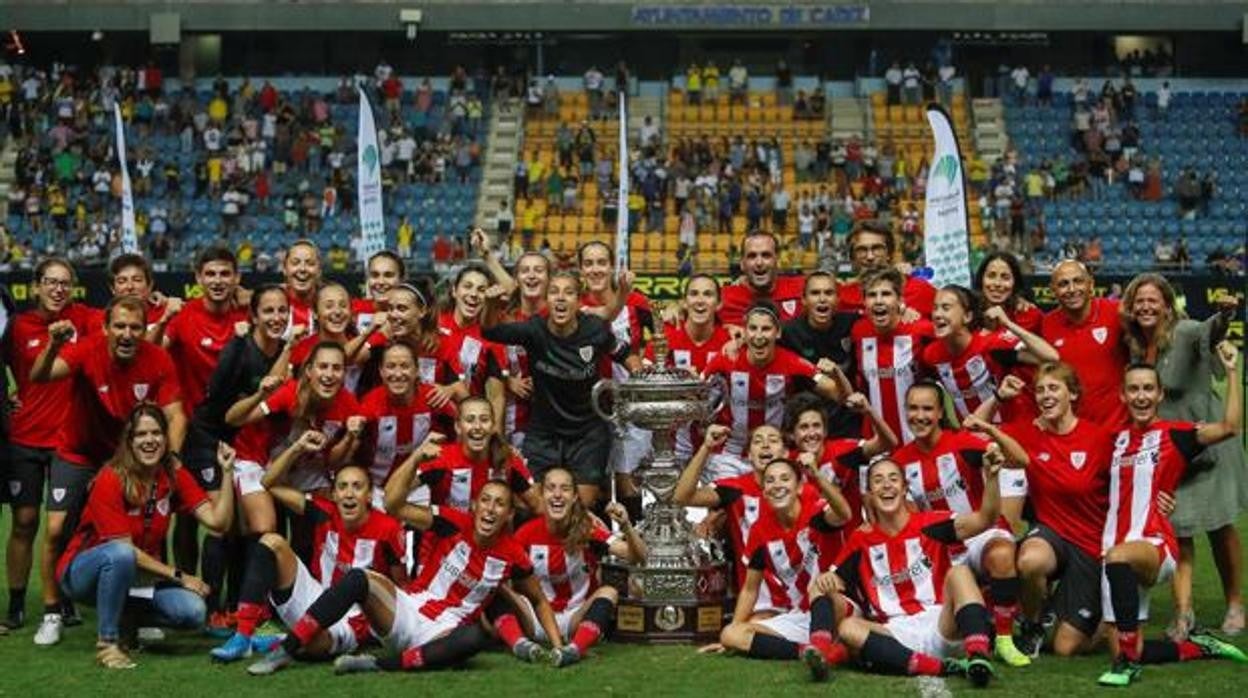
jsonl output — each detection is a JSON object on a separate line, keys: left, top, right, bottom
{"left": 591, "top": 340, "right": 729, "bottom": 643}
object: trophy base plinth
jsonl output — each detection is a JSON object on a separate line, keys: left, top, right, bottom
{"left": 602, "top": 560, "right": 731, "bottom": 644}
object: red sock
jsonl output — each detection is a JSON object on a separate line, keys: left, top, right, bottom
{"left": 964, "top": 633, "right": 991, "bottom": 658}
{"left": 991, "top": 603, "right": 1018, "bottom": 636}
{"left": 493, "top": 614, "right": 525, "bottom": 649}
{"left": 400, "top": 646, "right": 425, "bottom": 670}
{"left": 290, "top": 615, "right": 321, "bottom": 646}
{"left": 1176, "top": 641, "right": 1204, "bottom": 662}
{"left": 571, "top": 620, "right": 603, "bottom": 654}
{"left": 235, "top": 602, "right": 265, "bottom": 637}
{"left": 1118, "top": 630, "right": 1141, "bottom": 662}
{"left": 908, "top": 652, "right": 944, "bottom": 676}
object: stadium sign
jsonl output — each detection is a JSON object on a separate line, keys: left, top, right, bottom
{"left": 630, "top": 4, "right": 870, "bottom": 28}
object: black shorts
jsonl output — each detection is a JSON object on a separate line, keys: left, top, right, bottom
{"left": 182, "top": 426, "right": 224, "bottom": 492}
{"left": 521, "top": 422, "right": 611, "bottom": 488}
{"left": 5, "top": 444, "right": 53, "bottom": 508}
{"left": 1025, "top": 524, "right": 1102, "bottom": 636}
{"left": 47, "top": 456, "right": 97, "bottom": 514}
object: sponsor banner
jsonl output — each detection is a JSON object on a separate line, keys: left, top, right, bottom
{"left": 923, "top": 103, "right": 971, "bottom": 288}
{"left": 113, "top": 104, "right": 139, "bottom": 253}
{"left": 616, "top": 92, "right": 631, "bottom": 270}
{"left": 357, "top": 88, "right": 386, "bottom": 266}
{"left": 630, "top": 4, "right": 870, "bottom": 28}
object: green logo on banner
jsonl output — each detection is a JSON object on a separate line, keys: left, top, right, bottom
{"left": 935, "top": 154, "right": 959, "bottom": 187}
{"left": 363, "top": 144, "right": 378, "bottom": 175}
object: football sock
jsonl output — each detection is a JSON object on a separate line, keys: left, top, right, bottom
{"left": 954, "top": 603, "right": 993, "bottom": 657}
{"left": 1105, "top": 562, "right": 1141, "bottom": 661}
{"left": 747, "top": 632, "right": 800, "bottom": 660}
{"left": 571, "top": 597, "right": 614, "bottom": 653}
{"left": 281, "top": 568, "right": 368, "bottom": 654}
{"left": 988, "top": 576, "right": 1021, "bottom": 637}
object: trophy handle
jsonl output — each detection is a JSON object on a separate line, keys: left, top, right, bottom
{"left": 591, "top": 379, "right": 617, "bottom": 423}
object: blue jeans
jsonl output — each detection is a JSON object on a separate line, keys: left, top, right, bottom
{"left": 61, "top": 540, "right": 206, "bottom": 642}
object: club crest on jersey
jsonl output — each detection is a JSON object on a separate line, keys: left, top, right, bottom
{"left": 157, "top": 498, "right": 170, "bottom": 516}
{"left": 1142, "top": 430, "right": 1162, "bottom": 450}
{"left": 1071, "top": 451, "right": 1087, "bottom": 469}
{"left": 1092, "top": 327, "right": 1108, "bottom": 344}
{"left": 966, "top": 355, "right": 988, "bottom": 379}
{"left": 200, "top": 336, "right": 214, "bottom": 347}
{"left": 133, "top": 383, "right": 150, "bottom": 401}
{"left": 53, "top": 487, "right": 66, "bottom": 502}
{"left": 8, "top": 481, "right": 20, "bottom": 496}
{"left": 781, "top": 299, "right": 798, "bottom": 316}
{"left": 579, "top": 346, "right": 594, "bottom": 363}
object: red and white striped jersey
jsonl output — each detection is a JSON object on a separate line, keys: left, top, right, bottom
{"left": 745, "top": 496, "right": 836, "bottom": 612}
{"left": 357, "top": 385, "right": 457, "bottom": 486}
{"left": 417, "top": 442, "right": 534, "bottom": 512}
{"left": 303, "top": 495, "right": 406, "bottom": 585}
{"left": 805, "top": 438, "right": 870, "bottom": 527}
{"left": 438, "top": 311, "right": 494, "bottom": 396}
{"left": 920, "top": 330, "right": 1023, "bottom": 422}
{"left": 891, "top": 430, "right": 990, "bottom": 515}
{"left": 836, "top": 510, "right": 957, "bottom": 621}
{"left": 703, "top": 348, "right": 818, "bottom": 458}
{"left": 487, "top": 342, "right": 532, "bottom": 442}
{"left": 351, "top": 297, "right": 377, "bottom": 335}
{"left": 1103, "top": 420, "right": 1203, "bottom": 554}
{"left": 851, "top": 317, "right": 934, "bottom": 444}
{"left": 407, "top": 507, "right": 533, "bottom": 626}
{"left": 515, "top": 517, "right": 614, "bottom": 612}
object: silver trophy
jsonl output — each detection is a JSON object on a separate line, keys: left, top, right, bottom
{"left": 592, "top": 335, "right": 729, "bottom": 643}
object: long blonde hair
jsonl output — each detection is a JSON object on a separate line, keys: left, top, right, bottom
{"left": 1120, "top": 273, "right": 1184, "bottom": 362}
{"left": 110, "top": 404, "right": 175, "bottom": 505}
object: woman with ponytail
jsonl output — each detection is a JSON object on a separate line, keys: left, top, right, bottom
{"left": 920, "top": 284, "right": 1058, "bottom": 425}
{"left": 490, "top": 467, "right": 646, "bottom": 667}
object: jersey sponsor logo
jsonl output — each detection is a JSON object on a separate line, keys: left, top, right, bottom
{"left": 133, "top": 383, "right": 150, "bottom": 401}
{"left": 579, "top": 345, "right": 594, "bottom": 363}
{"left": 1071, "top": 451, "right": 1087, "bottom": 469}
{"left": 1092, "top": 327, "right": 1108, "bottom": 344}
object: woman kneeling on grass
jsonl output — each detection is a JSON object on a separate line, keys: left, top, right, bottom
{"left": 820, "top": 454, "right": 1011, "bottom": 688}
{"left": 1095, "top": 349, "right": 1246, "bottom": 687}
{"left": 57, "top": 405, "right": 235, "bottom": 668}
{"left": 490, "top": 467, "right": 647, "bottom": 667}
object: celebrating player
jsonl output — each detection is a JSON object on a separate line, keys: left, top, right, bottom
{"left": 922, "top": 285, "right": 1058, "bottom": 422}
{"left": 57, "top": 406, "right": 234, "bottom": 668}
{"left": 482, "top": 271, "right": 641, "bottom": 506}
{"left": 491, "top": 467, "right": 647, "bottom": 667}
{"left": 835, "top": 221, "right": 937, "bottom": 317}
{"left": 973, "top": 252, "right": 1042, "bottom": 334}
{"left": 719, "top": 231, "right": 807, "bottom": 327}
{"left": 891, "top": 381, "right": 1032, "bottom": 666}
{"left": 30, "top": 294, "right": 186, "bottom": 646}
{"left": 1096, "top": 350, "right": 1246, "bottom": 686}
{"left": 779, "top": 271, "right": 861, "bottom": 438}
{"left": 2, "top": 258, "right": 100, "bottom": 633}
{"left": 827, "top": 455, "right": 1008, "bottom": 687}
{"left": 717, "top": 457, "right": 851, "bottom": 681}
{"left": 281, "top": 240, "right": 323, "bottom": 332}
{"left": 850, "top": 268, "right": 934, "bottom": 443}
{"left": 247, "top": 480, "right": 563, "bottom": 675}
{"left": 702, "top": 303, "right": 844, "bottom": 481}
{"left": 210, "top": 430, "right": 407, "bottom": 663}
{"left": 1040, "top": 260, "right": 1128, "bottom": 426}
{"left": 353, "top": 251, "right": 405, "bottom": 333}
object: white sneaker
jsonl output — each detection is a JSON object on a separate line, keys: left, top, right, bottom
{"left": 34, "top": 613, "right": 63, "bottom": 646}
{"left": 137, "top": 627, "right": 166, "bottom": 643}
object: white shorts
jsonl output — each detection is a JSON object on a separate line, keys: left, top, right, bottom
{"left": 234, "top": 459, "right": 267, "bottom": 496}
{"left": 610, "top": 423, "right": 653, "bottom": 475}
{"left": 1100, "top": 539, "right": 1178, "bottom": 623}
{"left": 955, "top": 527, "right": 1015, "bottom": 577}
{"left": 369, "top": 484, "right": 430, "bottom": 510}
{"left": 704, "top": 452, "right": 751, "bottom": 484}
{"left": 885, "top": 606, "right": 962, "bottom": 659}
{"left": 386, "top": 589, "right": 461, "bottom": 651}
{"left": 273, "top": 559, "right": 363, "bottom": 654}
{"left": 756, "top": 609, "right": 810, "bottom": 645}
{"left": 999, "top": 468, "right": 1028, "bottom": 498}
{"left": 514, "top": 595, "right": 579, "bottom": 643}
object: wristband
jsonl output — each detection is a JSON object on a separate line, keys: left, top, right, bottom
{"left": 174, "top": 569, "right": 184, "bottom": 582}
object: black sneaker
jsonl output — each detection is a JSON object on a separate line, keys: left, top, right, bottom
{"left": 0, "top": 611, "right": 25, "bottom": 633}
{"left": 1014, "top": 619, "right": 1046, "bottom": 659}
{"left": 965, "top": 655, "right": 997, "bottom": 688}
{"left": 61, "top": 600, "right": 83, "bottom": 628}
